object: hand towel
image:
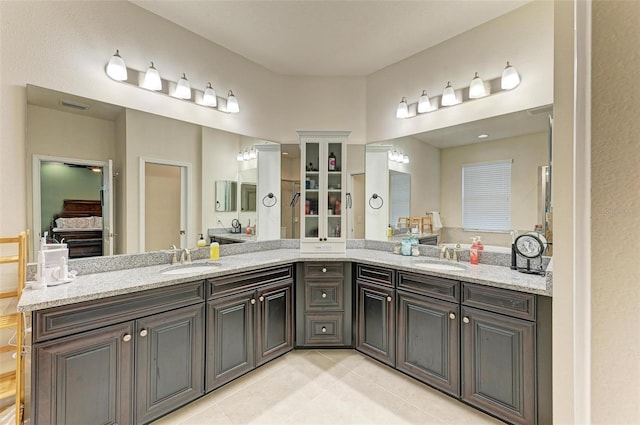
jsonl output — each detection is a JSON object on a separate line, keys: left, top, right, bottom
{"left": 430, "top": 211, "right": 443, "bottom": 231}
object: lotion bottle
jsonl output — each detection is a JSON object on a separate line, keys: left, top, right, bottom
{"left": 209, "top": 242, "right": 220, "bottom": 261}
{"left": 470, "top": 237, "right": 479, "bottom": 265}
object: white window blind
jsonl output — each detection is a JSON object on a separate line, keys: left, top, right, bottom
{"left": 462, "top": 160, "right": 511, "bottom": 231}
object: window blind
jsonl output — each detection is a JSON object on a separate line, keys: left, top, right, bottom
{"left": 462, "top": 160, "right": 511, "bottom": 231}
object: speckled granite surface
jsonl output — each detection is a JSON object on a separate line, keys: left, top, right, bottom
{"left": 19, "top": 242, "right": 552, "bottom": 313}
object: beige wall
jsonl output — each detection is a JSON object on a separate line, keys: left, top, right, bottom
{"left": 144, "top": 163, "right": 181, "bottom": 251}
{"left": 439, "top": 132, "right": 547, "bottom": 246}
{"left": 591, "top": 1, "right": 640, "bottom": 422}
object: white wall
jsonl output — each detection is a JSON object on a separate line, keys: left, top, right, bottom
{"left": 365, "top": 1, "right": 554, "bottom": 143}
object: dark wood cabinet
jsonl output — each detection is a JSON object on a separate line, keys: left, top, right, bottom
{"left": 33, "top": 321, "right": 135, "bottom": 425}
{"left": 296, "top": 262, "right": 352, "bottom": 347}
{"left": 461, "top": 306, "right": 535, "bottom": 425}
{"left": 396, "top": 290, "right": 459, "bottom": 396}
{"left": 206, "top": 289, "right": 255, "bottom": 391}
{"left": 135, "top": 304, "right": 205, "bottom": 424}
{"left": 206, "top": 265, "right": 294, "bottom": 391}
{"left": 356, "top": 281, "right": 395, "bottom": 366}
{"left": 256, "top": 281, "right": 293, "bottom": 366}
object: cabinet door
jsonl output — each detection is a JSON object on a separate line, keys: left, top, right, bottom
{"left": 33, "top": 322, "right": 134, "bottom": 425}
{"left": 356, "top": 281, "right": 395, "bottom": 366}
{"left": 256, "top": 281, "right": 293, "bottom": 366}
{"left": 206, "top": 290, "right": 255, "bottom": 391}
{"left": 396, "top": 291, "right": 460, "bottom": 396}
{"left": 135, "top": 303, "right": 205, "bottom": 424}
{"left": 461, "top": 306, "right": 535, "bottom": 425}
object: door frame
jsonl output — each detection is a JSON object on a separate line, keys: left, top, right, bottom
{"left": 32, "top": 154, "right": 111, "bottom": 260}
{"left": 347, "top": 169, "right": 364, "bottom": 239}
{"left": 138, "top": 157, "right": 192, "bottom": 251}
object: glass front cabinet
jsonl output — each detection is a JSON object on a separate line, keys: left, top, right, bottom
{"left": 298, "top": 131, "right": 350, "bottom": 253}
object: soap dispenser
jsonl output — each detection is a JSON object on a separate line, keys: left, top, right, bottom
{"left": 470, "top": 237, "right": 479, "bottom": 265}
{"left": 197, "top": 234, "right": 207, "bottom": 247}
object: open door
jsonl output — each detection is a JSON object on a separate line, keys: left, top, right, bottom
{"left": 102, "top": 159, "right": 114, "bottom": 256}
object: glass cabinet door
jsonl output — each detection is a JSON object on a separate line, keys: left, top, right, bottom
{"left": 326, "top": 142, "right": 343, "bottom": 239}
{"left": 304, "top": 143, "right": 320, "bottom": 238}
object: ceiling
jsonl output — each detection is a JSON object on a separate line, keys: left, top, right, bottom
{"left": 130, "top": 0, "right": 530, "bottom": 77}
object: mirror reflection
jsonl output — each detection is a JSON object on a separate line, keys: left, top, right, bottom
{"left": 215, "top": 180, "right": 237, "bottom": 212}
{"left": 240, "top": 184, "right": 256, "bottom": 212}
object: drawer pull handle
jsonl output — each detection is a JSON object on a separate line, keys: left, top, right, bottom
{"left": 449, "top": 313, "right": 456, "bottom": 320}
{"left": 386, "top": 296, "right": 392, "bottom": 302}
{"left": 322, "top": 292, "right": 327, "bottom": 298}
{"left": 322, "top": 267, "right": 327, "bottom": 273}
{"left": 139, "top": 329, "right": 148, "bottom": 337}
{"left": 321, "top": 327, "right": 327, "bottom": 333}
{"left": 122, "top": 334, "right": 132, "bottom": 342}
{"left": 259, "top": 296, "right": 265, "bottom": 302}
{"left": 251, "top": 299, "right": 256, "bottom": 305}
{"left": 463, "top": 317, "right": 470, "bottom": 324}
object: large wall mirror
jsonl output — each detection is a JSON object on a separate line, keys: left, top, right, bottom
{"left": 25, "top": 84, "right": 281, "bottom": 260}
{"left": 366, "top": 106, "right": 553, "bottom": 252}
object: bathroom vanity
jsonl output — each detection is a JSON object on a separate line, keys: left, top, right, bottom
{"left": 19, "top": 244, "right": 551, "bottom": 425}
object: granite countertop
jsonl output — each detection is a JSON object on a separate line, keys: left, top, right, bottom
{"left": 17, "top": 246, "right": 551, "bottom": 313}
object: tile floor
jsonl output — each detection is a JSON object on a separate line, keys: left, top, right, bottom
{"left": 152, "top": 349, "right": 504, "bottom": 425}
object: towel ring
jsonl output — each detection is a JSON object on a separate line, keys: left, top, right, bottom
{"left": 262, "top": 193, "right": 277, "bottom": 207}
{"left": 368, "top": 193, "right": 384, "bottom": 210}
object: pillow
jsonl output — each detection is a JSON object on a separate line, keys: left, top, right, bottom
{"left": 92, "top": 216, "right": 103, "bottom": 228}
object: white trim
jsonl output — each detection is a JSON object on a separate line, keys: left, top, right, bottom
{"left": 573, "top": 0, "right": 591, "bottom": 422}
{"left": 32, "top": 154, "right": 108, "bottom": 260}
{"left": 139, "top": 157, "right": 192, "bottom": 252}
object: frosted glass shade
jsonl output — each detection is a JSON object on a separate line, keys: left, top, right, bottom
{"left": 403, "top": 154, "right": 410, "bottom": 164}
{"left": 441, "top": 82, "right": 457, "bottom": 106}
{"left": 469, "top": 72, "right": 486, "bottom": 98}
{"left": 142, "top": 62, "right": 162, "bottom": 91}
{"left": 501, "top": 62, "right": 520, "bottom": 90}
{"left": 227, "top": 90, "right": 239, "bottom": 113}
{"left": 237, "top": 151, "right": 243, "bottom": 161}
{"left": 417, "top": 90, "right": 431, "bottom": 113}
{"left": 106, "top": 50, "right": 127, "bottom": 81}
{"left": 202, "top": 82, "right": 217, "bottom": 107}
{"left": 249, "top": 146, "right": 257, "bottom": 159}
{"left": 175, "top": 73, "right": 191, "bottom": 99}
{"left": 395, "top": 97, "right": 408, "bottom": 119}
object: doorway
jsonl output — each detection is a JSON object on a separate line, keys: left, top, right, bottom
{"left": 139, "top": 158, "right": 191, "bottom": 252}
{"left": 350, "top": 173, "right": 365, "bottom": 239}
{"left": 281, "top": 179, "right": 301, "bottom": 239}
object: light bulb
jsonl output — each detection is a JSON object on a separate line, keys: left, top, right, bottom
{"left": 175, "top": 73, "right": 191, "bottom": 99}
{"left": 249, "top": 146, "right": 257, "bottom": 159}
{"left": 106, "top": 50, "right": 127, "bottom": 81}
{"left": 237, "top": 151, "right": 243, "bottom": 161}
{"left": 142, "top": 62, "right": 162, "bottom": 91}
{"left": 202, "top": 82, "right": 217, "bottom": 107}
{"left": 243, "top": 149, "right": 250, "bottom": 160}
{"left": 501, "top": 61, "right": 521, "bottom": 90}
{"left": 441, "top": 82, "right": 457, "bottom": 106}
{"left": 396, "top": 97, "right": 408, "bottom": 119}
{"left": 417, "top": 90, "right": 431, "bottom": 113}
{"left": 403, "top": 154, "right": 410, "bottom": 164}
{"left": 227, "top": 90, "right": 239, "bottom": 113}
{"left": 469, "top": 72, "right": 486, "bottom": 99}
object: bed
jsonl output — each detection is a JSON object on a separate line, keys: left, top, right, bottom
{"left": 50, "top": 199, "right": 103, "bottom": 258}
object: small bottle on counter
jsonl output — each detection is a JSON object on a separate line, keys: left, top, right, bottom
{"left": 470, "top": 237, "right": 479, "bottom": 265}
{"left": 197, "top": 233, "right": 207, "bottom": 247}
{"left": 209, "top": 242, "right": 220, "bottom": 261}
{"left": 387, "top": 225, "right": 393, "bottom": 239}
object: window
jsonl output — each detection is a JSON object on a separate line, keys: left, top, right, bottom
{"left": 462, "top": 160, "right": 511, "bottom": 231}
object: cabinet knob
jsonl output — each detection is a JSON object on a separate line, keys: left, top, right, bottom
{"left": 321, "top": 292, "right": 327, "bottom": 298}
{"left": 259, "top": 296, "right": 265, "bottom": 302}
{"left": 122, "top": 334, "right": 132, "bottom": 342}
{"left": 251, "top": 299, "right": 256, "bottom": 305}
{"left": 386, "top": 296, "right": 392, "bottom": 302}
{"left": 322, "top": 267, "right": 327, "bottom": 273}
{"left": 449, "top": 313, "right": 456, "bottom": 320}
{"left": 463, "top": 317, "right": 470, "bottom": 324}
{"left": 139, "top": 329, "right": 148, "bottom": 337}
{"left": 321, "top": 327, "right": 327, "bottom": 333}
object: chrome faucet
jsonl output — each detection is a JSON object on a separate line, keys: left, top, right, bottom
{"left": 180, "top": 247, "right": 192, "bottom": 264}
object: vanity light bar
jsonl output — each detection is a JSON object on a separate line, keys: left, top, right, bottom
{"left": 104, "top": 50, "right": 239, "bottom": 114}
{"left": 396, "top": 61, "right": 520, "bottom": 119}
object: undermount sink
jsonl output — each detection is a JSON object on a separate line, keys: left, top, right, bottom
{"left": 412, "top": 262, "right": 467, "bottom": 272}
{"left": 161, "top": 263, "right": 221, "bottom": 275}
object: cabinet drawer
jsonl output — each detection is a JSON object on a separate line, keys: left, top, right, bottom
{"left": 304, "top": 313, "right": 343, "bottom": 345}
{"left": 208, "top": 265, "right": 294, "bottom": 299}
{"left": 462, "top": 283, "right": 536, "bottom": 321}
{"left": 304, "top": 263, "right": 343, "bottom": 278}
{"left": 34, "top": 281, "right": 205, "bottom": 342}
{"left": 355, "top": 264, "right": 394, "bottom": 287}
{"left": 397, "top": 272, "right": 459, "bottom": 303}
{"left": 305, "top": 280, "right": 344, "bottom": 310}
